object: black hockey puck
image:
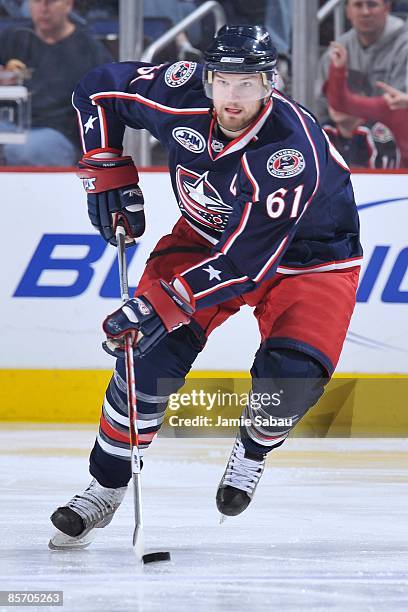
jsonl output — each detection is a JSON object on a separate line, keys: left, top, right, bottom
{"left": 142, "top": 551, "right": 171, "bottom": 564}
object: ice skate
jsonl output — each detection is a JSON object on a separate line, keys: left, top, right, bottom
{"left": 49, "top": 478, "right": 127, "bottom": 550}
{"left": 216, "top": 437, "right": 265, "bottom": 519}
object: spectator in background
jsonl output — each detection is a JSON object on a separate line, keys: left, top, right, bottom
{"left": 376, "top": 80, "right": 408, "bottom": 108}
{"left": 0, "top": 0, "right": 30, "bottom": 17}
{"left": 325, "top": 41, "right": 408, "bottom": 166}
{"left": 323, "top": 104, "right": 400, "bottom": 169}
{"left": 144, "top": 0, "right": 202, "bottom": 62}
{"left": 315, "top": 0, "right": 408, "bottom": 122}
{"left": 176, "top": 0, "right": 204, "bottom": 60}
{"left": 216, "top": 0, "right": 265, "bottom": 26}
{"left": 0, "top": 0, "right": 111, "bottom": 166}
{"left": 265, "top": 0, "right": 292, "bottom": 57}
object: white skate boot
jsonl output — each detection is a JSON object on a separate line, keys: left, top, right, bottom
{"left": 216, "top": 437, "right": 265, "bottom": 518}
{"left": 49, "top": 478, "right": 127, "bottom": 549}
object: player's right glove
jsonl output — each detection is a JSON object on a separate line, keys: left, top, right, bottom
{"left": 77, "top": 155, "right": 145, "bottom": 246}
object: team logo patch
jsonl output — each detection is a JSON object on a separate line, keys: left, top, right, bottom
{"left": 165, "top": 61, "right": 196, "bottom": 88}
{"left": 267, "top": 149, "right": 305, "bottom": 178}
{"left": 176, "top": 166, "right": 233, "bottom": 232}
{"left": 81, "top": 177, "right": 96, "bottom": 191}
{"left": 172, "top": 127, "right": 206, "bottom": 153}
{"left": 134, "top": 298, "right": 150, "bottom": 316}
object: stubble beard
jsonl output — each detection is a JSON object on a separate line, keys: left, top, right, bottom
{"left": 216, "top": 105, "right": 261, "bottom": 135}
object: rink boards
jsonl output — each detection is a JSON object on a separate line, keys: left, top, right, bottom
{"left": 1, "top": 168, "right": 408, "bottom": 431}
{"left": 1, "top": 369, "right": 408, "bottom": 436}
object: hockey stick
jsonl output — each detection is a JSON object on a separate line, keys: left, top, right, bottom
{"left": 115, "top": 224, "right": 144, "bottom": 561}
{"left": 115, "top": 224, "right": 171, "bottom": 565}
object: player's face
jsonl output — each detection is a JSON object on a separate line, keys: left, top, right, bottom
{"left": 212, "top": 73, "right": 265, "bottom": 132}
{"left": 30, "top": 0, "right": 73, "bottom": 34}
{"left": 346, "top": 0, "right": 390, "bottom": 37}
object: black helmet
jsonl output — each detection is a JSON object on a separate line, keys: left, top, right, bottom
{"left": 203, "top": 25, "right": 277, "bottom": 101}
{"left": 204, "top": 25, "right": 278, "bottom": 73}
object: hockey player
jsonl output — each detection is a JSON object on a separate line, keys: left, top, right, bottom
{"left": 49, "top": 25, "right": 362, "bottom": 549}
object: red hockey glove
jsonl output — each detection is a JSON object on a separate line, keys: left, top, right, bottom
{"left": 102, "top": 280, "right": 195, "bottom": 358}
{"left": 77, "top": 155, "right": 145, "bottom": 246}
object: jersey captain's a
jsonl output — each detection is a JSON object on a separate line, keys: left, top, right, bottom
{"left": 73, "top": 60, "right": 363, "bottom": 310}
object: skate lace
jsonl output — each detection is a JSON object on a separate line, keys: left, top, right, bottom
{"left": 224, "top": 439, "right": 265, "bottom": 494}
{"left": 67, "top": 480, "right": 123, "bottom": 525}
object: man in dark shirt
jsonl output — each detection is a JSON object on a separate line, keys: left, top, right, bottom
{"left": 323, "top": 105, "right": 400, "bottom": 169}
{"left": 0, "top": 0, "right": 111, "bottom": 165}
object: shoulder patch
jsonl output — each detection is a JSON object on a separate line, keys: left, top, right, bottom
{"left": 172, "top": 127, "right": 206, "bottom": 153}
{"left": 165, "top": 61, "right": 197, "bottom": 88}
{"left": 267, "top": 149, "right": 305, "bottom": 179}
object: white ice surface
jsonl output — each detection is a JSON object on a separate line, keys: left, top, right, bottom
{"left": 0, "top": 428, "right": 407, "bottom": 612}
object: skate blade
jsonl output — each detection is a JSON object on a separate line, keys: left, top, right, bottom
{"left": 48, "top": 528, "right": 98, "bottom": 550}
{"left": 219, "top": 513, "right": 227, "bottom": 525}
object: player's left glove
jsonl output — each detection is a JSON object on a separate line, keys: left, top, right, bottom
{"left": 102, "top": 280, "right": 195, "bottom": 358}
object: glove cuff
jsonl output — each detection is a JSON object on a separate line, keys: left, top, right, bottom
{"left": 142, "top": 280, "right": 195, "bottom": 333}
{"left": 77, "top": 155, "right": 139, "bottom": 193}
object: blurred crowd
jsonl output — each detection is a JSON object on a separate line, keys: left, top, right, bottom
{"left": 318, "top": 0, "right": 408, "bottom": 169}
{"left": 0, "top": 0, "right": 407, "bottom": 168}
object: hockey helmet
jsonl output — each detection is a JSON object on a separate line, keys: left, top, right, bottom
{"left": 203, "top": 25, "right": 278, "bottom": 101}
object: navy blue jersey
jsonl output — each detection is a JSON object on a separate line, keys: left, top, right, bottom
{"left": 73, "top": 60, "right": 363, "bottom": 310}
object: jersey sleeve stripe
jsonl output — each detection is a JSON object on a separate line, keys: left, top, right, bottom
{"left": 241, "top": 153, "right": 260, "bottom": 201}
{"left": 90, "top": 91, "right": 209, "bottom": 115}
{"left": 72, "top": 93, "right": 86, "bottom": 153}
{"left": 192, "top": 275, "right": 250, "bottom": 299}
{"left": 97, "top": 105, "right": 107, "bottom": 148}
{"left": 322, "top": 124, "right": 351, "bottom": 172}
{"left": 181, "top": 251, "right": 222, "bottom": 276}
{"left": 253, "top": 235, "right": 290, "bottom": 283}
{"left": 221, "top": 201, "right": 253, "bottom": 254}
{"left": 276, "top": 256, "right": 363, "bottom": 274}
